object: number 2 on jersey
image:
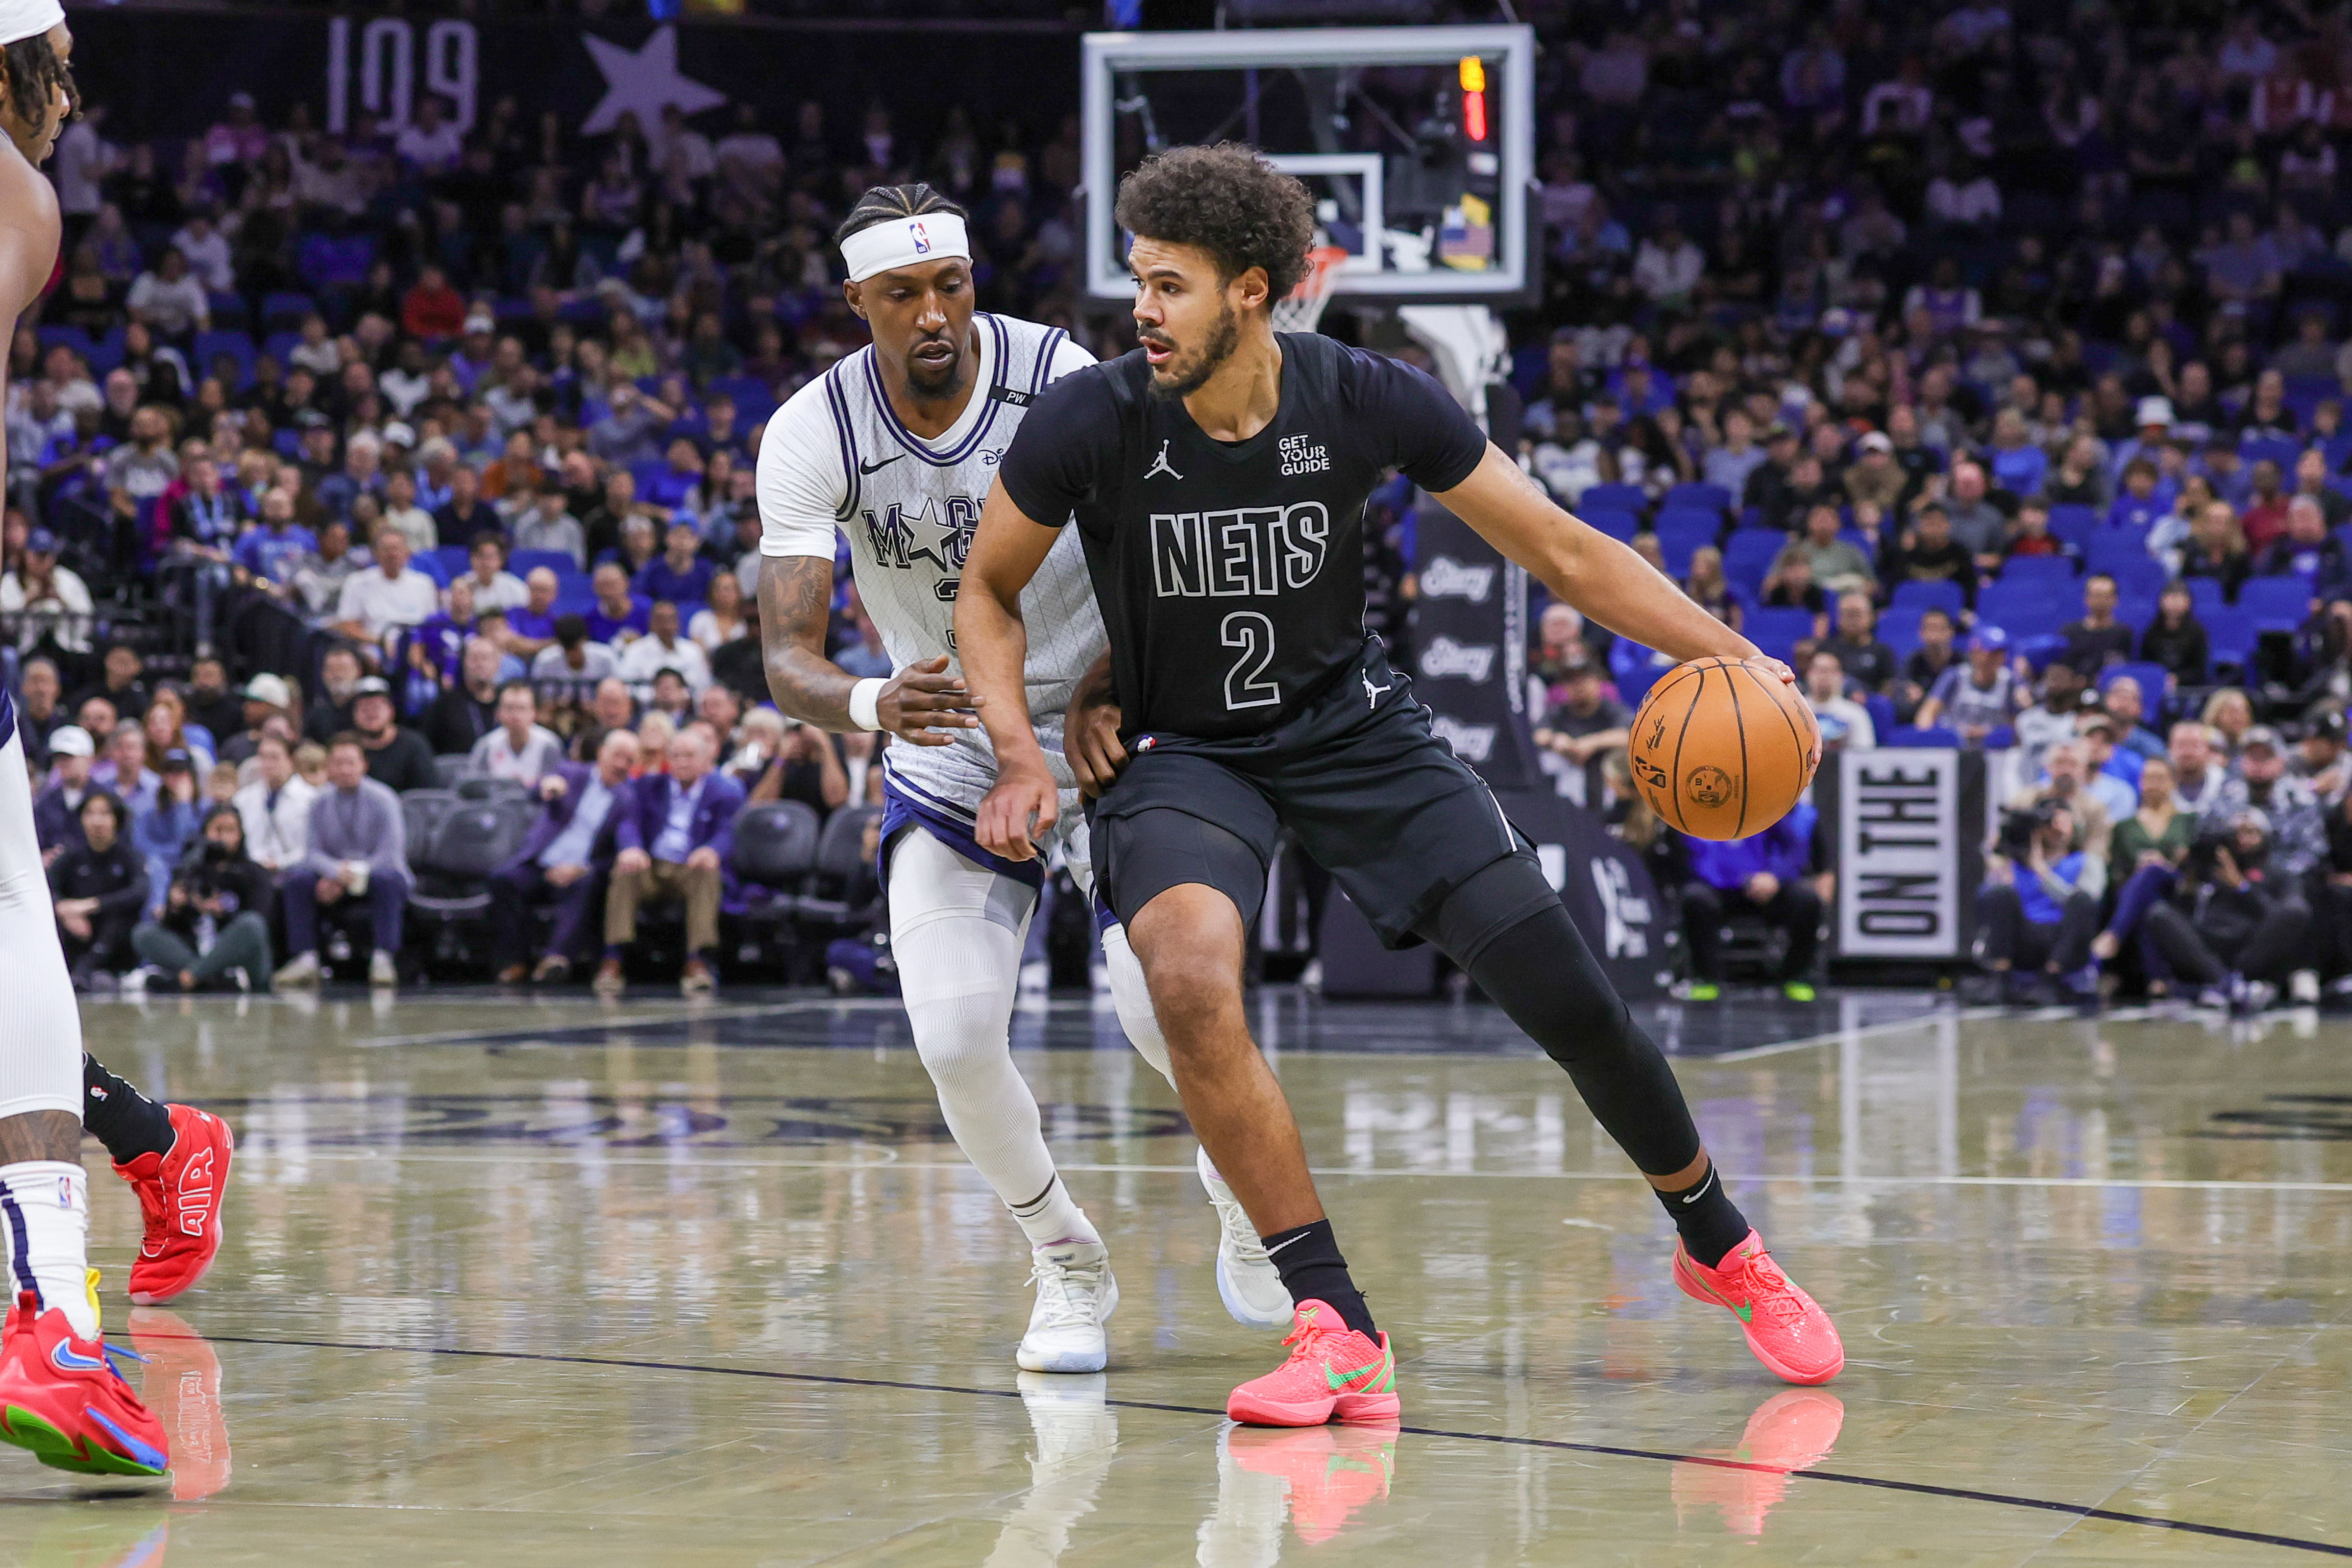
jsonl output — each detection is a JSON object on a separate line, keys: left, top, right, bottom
{"left": 1221, "top": 611, "right": 1279, "bottom": 710}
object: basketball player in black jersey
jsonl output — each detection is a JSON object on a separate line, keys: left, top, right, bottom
{"left": 957, "top": 144, "right": 1843, "bottom": 1426}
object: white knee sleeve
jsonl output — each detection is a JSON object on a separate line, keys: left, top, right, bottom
{"left": 1099, "top": 922, "right": 1175, "bottom": 1088}
{"left": 892, "top": 829, "right": 1056, "bottom": 1208}
{"left": 0, "top": 735, "right": 81, "bottom": 1122}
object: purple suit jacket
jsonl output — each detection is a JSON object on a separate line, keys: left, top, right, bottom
{"left": 499, "top": 760, "right": 634, "bottom": 875}
{"left": 616, "top": 768, "right": 745, "bottom": 884}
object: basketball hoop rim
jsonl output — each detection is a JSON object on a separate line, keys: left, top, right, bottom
{"left": 1272, "top": 245, "right": 1349, "bottom": 333}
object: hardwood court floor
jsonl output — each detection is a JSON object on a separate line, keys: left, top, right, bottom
{"left": 7, "top": 988, "right": 2350, "bottom": 1565}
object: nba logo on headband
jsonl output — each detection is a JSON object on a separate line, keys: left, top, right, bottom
{"left": 910, "top": 221, "right": 931, "bottom": 254}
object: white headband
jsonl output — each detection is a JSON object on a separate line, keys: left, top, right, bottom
{"left": 840, "top": 213, "right": 970, "bottom": 284}
{"left": 0, "top": 0, "right": 61, "bottom": 49}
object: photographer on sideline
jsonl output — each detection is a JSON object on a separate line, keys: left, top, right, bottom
{"left": 130, "top": 803, "right": 276, "bottom": 992}
{"left": 1977, "top": 801, "right": 2104, "bottom": 1004}
{"left": 2142, "top": 812, "right": 2312, "bottom": 1014}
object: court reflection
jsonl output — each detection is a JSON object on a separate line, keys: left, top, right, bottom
{"left": 1200, "top": 1421, "right": 1399, "bottom": 1563}
{"left": 1669, "top": 1390, "right": 1844, "bottom": 1540}
{"left": 126, "top": 1310, "right": 231, "bottom": 1504}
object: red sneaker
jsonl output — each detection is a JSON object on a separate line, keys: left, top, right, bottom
{"left": 1672, "top": 1230, "right": 1844, "bottom": 1385}
{"left": 1227, "top": 1419, "right": 1401, "bottom": 1544}
{"left": 1670, "top": 1389, "right": 1846, "bottom": 1537}
{"left": 0, "top": 1290, "right": 170, "bottom": 1476}
{"left": 1225, "top": 1300, "right": 1400, "bottom": 1428}
{"left": 117, "top": 1104, "right": 234, "bottom": 1306}
{"left": 129, "top": 1308, "right": 231, "bottom": 1501}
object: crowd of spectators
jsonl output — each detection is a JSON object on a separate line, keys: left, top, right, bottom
{"left": 18, "top": 2, "right": 2352, "bottom": 1004}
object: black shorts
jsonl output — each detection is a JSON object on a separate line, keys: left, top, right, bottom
{"left": 1089, "top": 642, "right": 1522, "bottom": 948}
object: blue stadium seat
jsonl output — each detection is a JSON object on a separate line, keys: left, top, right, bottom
{"left": 1580, "top": 483, "right": 1646, "bottom": 516}
{"left": 2083, "top": 531, "right": 2152, "bottom": 571}
{"left": 2239, "top": 435, "right": 2302, "bottom": 474}
{"left": 1864, "top": 692, "right": 1896, "bottom": 739}
{"left": 2000, "top": 555, "right": 2079, "bottom": 589}
{"left": 1653, "top": 517, "right": 1716, "bottom": 578}
{"left": 1662, "top": 481, "right": 1731, "bottom": 516}
{"left": 261, "top": 292, "right": 316, "bottom": 329}
{"left": 1582, "top": 508, "right": 1640, "bottom": 543}
{"left": 1883, "top": 726, "right": 1961, "bottom": 748}
{"left": 411, "top": 552, "right": 451, "bottom": 588}
{"left": 511, "top": 549, "right": 578, "bottom": 578}
{"left": 2100, "top": 661, "right": 2170, "bottom": 705}
{"left": 2239, "top": 574, "right": 2316, "bottom": 630}
{"left": 2184, "top": 577, "right": 2227, "bottom": 616}
{"left": 2100, "top": 555, "right": 2167, "bottom": 600}
{"left": 1876, "top": 605, "right": 1925, "bottom": 655}
{"left": 1976, "top": 581, "right": 2064, "bottom": 632}
{"left": 1722, "top": 531, "right": 1782, "bottom": 595}
{"left": 1890, "top": 578, "right": 1964, "bottom": 617}
{"left": 36, "top": 323, "right": 92, "bottom": 361}
{"left": 552, "top": 572, "right": 596, "bottom": 616}
{"left": 193, "top": 329, "right": 256, "bottom": 389}
{"left": 1609, "top": 638, "right": 1673, "bottom": 706}
{"left": 2047, "top": 505, "right": 2099, "bottom": 551}
{"left": 87, "top": 326, "right": 124, "bottom": 374}
{"left": 432, "top": 545, "right": 472, "bottom": 581}
{"left": 2203, "top": 608, "right": 2257, "bottom": 670}
{"left": 1982, "top": 725, "right": 2016, "bottom": 750}
{"left": 709, "top": 374, "right": 779, "bottom": 425}
{"left": 1743, "top": 606, "right": 1814, "bottom": 662}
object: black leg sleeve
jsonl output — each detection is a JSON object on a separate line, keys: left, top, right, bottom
{"left": 1419, "top": 854, "right": 1702, "bottom": 1177}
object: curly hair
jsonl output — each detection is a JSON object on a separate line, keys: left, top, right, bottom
{"left": 1114, "top": 143, "right": 1315, "bottom": 300}
{"left": 0, "top": 33, "right": 77, "bottom": 139}
{"left": 833, "top": 182, "right": 967, "bottom": 246}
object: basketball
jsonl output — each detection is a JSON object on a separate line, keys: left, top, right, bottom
{"left": 1627, "top": 657, "right": 1820, "bottom": 841}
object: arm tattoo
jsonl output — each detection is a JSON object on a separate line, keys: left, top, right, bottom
{"left": 758, "top": 555, "right": 859, "bottom": 730}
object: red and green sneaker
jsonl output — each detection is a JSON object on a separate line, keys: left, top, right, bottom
{"left": 0, "top": 1289, "right": 170, "bottom": 1477}
{"left": 1672, "top": 1230, "right": 1844, "bottom": 1386}
{"left": 1225, "top": 1300, "right": 1400, "bottom": 1428}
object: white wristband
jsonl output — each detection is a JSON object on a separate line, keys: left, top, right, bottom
{"left": 847, "top": 677, "right": 885, "bottom": 733}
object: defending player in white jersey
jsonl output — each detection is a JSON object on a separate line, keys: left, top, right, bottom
{"left": 756, "top": 185, "right": 1284, "bottom": 1373}
{"left": 0, "top": 3, "right": 173, "bottom": 1476}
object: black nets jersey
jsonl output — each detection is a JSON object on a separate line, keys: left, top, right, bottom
{"left": 997, "top": 332, "right": 1488, "bottom": 741}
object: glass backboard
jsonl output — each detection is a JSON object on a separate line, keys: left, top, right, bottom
{"left": 1079, "top": 25, "right": 1537, "bottom": 307}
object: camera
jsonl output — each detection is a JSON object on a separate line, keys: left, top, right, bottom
{"left": 1997, "top": 803, "right": 2053, "bottom": 858}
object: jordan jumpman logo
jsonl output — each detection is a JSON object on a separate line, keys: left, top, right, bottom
{"left": 1362, "top": 670, "right": 1391, "bottom": 709}
{"left": 1145, "top": 440, "right": 1182, "bottom": 481}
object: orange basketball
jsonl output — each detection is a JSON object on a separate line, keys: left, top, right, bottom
{"left": 1626, "top": 657, "right": 1820, "bottom": 841}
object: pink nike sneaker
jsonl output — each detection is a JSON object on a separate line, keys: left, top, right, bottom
{"left": 1226, "top": 1300, "right": 1400, "bottom": 1428}
{"left": 1672, "top": 1230, "right": 1844, "bottom": 1385}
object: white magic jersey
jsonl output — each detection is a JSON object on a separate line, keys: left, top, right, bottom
{"left": 757, "top": 313, "right": 1104, "bottom": 825}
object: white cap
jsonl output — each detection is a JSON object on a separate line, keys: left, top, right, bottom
{"left": 0, "top": 0, "right": 62, "bottom": 49}
{"left": 47, "top": 724, "right": 91, "bottom": 758}
{"left": 2136, "top": 396, "right": 2174, "bottom": 428}
{"left": 243, "top": 673, "right": 292, "bottom": 707}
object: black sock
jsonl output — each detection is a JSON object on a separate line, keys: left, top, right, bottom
{"left": 1261, "top": 1219, "right": 1375, "bottom": 1337}
{"left": 81, "top": 1054, "right": 175, "bottom": 1166}
{"left": 1654, "top": 1161, "right": 1750, "bottom": 1269}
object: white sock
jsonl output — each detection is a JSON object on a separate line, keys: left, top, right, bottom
{"left": 1009, "top": 1175, "right": 1101, "bottom": 1250}
{"left": 0, "top": 1162, "right": 97, "bottom": 1340}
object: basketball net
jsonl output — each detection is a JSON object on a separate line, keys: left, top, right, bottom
{"left": 1271, "top": 245, "right": 1348, "bottom": 335}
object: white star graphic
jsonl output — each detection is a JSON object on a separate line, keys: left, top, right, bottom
{"left": 579, "top": 27, "right": 727, "bottom": 138}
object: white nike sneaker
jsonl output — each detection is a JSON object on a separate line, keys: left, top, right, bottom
{"left": 1017, "top": 1241, "right": 1118, "bottom": 1373}
{"left": 1199, "top": 1145, "right": 1292, "bottom": 1330}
